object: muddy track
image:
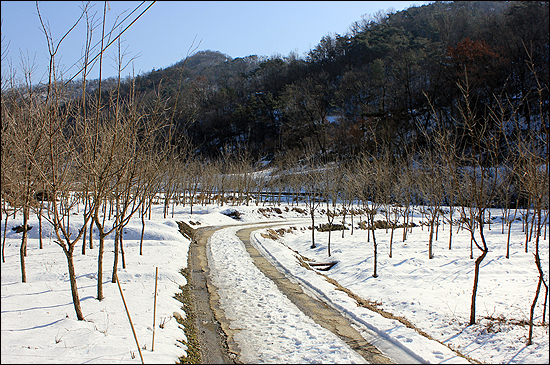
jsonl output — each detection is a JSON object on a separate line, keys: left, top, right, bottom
{"left": 182, "top": 224, "right": 240, "bottom": 364}
{"left": 236, "top": 225, "right": 393, "bottom": 364}
{"left": 182, "top": 221, "right": 395, "bottom": 364}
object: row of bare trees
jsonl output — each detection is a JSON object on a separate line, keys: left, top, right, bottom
{"left": 257, "top": 67, "right": 547, "bottom": 343}
{"left": 1, "top": 2, "right": 177, "bottom": 320}
{"left": 1, "top": 68, "right": 547, "bottom": 338}
{"left": 1, "top": 1, "right": 547, "bottom": 346}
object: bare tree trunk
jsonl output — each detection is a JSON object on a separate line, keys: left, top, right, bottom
{"left": 528, "top": 209, "right": 546, "bottom": 345}
{"left": 82, "top": 194, "right": 88, "bottom": 255}
{"left": 112, "top": 193, "right": 121, "bottom": 284}
{"left": 2, "top": 204, "right": 10, "bottom": 263}
{"left": 112, "top": 227, "right": 120, "bottom": 284}
{"left": 529, "top": 211, "right": 535, "bottom": 242}
{"left": 403, "top": 208, "right": 409, "bottom": 242}
{"left": 367, "top": 210, "right": 371, "bottom": 242}
{"left": 310, "top": 208, "right": 316, "bottom": 249}
{"left": 470, "top": 225, "right": 489, "bottom": 325}
{"left": 506, "top": 220, "right": 513, "bottom": 259}
{"left": 341, "top": 209, "right": 346, "bottom": 239}
{"left": 140, "top": 204, "right": 146, "bottom": 255}
{"left": 448, "top": 207, "right": 453, "bottom": 250}
{"left": 351, "top": 209, "right": 354, "bottom": 236}
{"left": 64, "top": 244, "right": 84, "bottom": 320}
{"left": 525, "top": 206, "right": 530, "bottom": 253}
{"left": 97, "top": 230, "right": 106, "bottom": 301}
{"left": 436, "top": 213, "right": 440, "bottom": 240}
{"left": 469, "top": 247, "right": 488, "bottom": 324}
{"left": 89, "top": 220, "right": 94, "bottom": 249}
{"left": 38, "top": 203, "right": 44, "bottom": 249}
{"left": 542, "top": 280, "right": 548, "bottom": 326}
{"left": 389, "top": 224, "right": 395, "bottom": 258}
{"left": 371, "top": 213, "right": 378, "bottom": 278}
{"left": 527, "top": 254, "right": 542, "bottom": 345}
{"left": 328, "top": 228, "right": 332, "bottom": 257}
{"left": 20, "top": 206, "right": 30, "bottom": 283}
{"left": 95, "top": 213, "right": 106, "bottom": 301}
{"left": 428, "top": 214, "right": 436, "bottom": 259}
{"left": 120, "top": 231, "right": 126, "bottom": 269}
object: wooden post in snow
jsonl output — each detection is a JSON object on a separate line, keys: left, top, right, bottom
{"left": 116, "top": 276, "right": 144, "bottom": 364}
{"left": 152, "top": 267, "right": 158, "bottom": 351}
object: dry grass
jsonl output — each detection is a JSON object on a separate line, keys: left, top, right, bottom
{"left": 175, "top": 268, "right": 201, "bottom": 364}
{"left": 260, "top": 227, "right": 296, "bottom": 240}
{"left": 292, "top": 207, "right": 307, "bottom": 215}
{"left": 317, "top": 223, "right": 347, "bottom": 232}
{"left": 357, "top": 220, "right": 417, "bottom": 230}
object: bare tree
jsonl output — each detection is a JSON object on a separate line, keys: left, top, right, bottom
{"left": 39, "top": 108, "right": 93, "bottom": 321}
{"left": 456, "top": 75, "right": 503, "bottom": 326}
{"left": 517, "top": 136, "right": 549, "bottom": 344}
{"left": 320, "top": 163, "right": 343, "bottom": 257}
{"left": 138, "top": 154, "right": 164, "bottom": 255}
{"left": 1, "top": 86, "right": 24, "bottom": 263}
{"left": 301, "top": 147, "right": 324, "bottom": 250}
{"left": 16, "top": 1, "right": 93, "bottom": 320}
{"left": 1, "top": 54, "right": 44, "bottom": 282}
{"left": 516, "top": 56, "right": 549, "bottom": 344}
{"left": 414, "top": 149, "right": 445, "bottom": 259}
{"left": 186, "top": 157, "right": 202, "bottom": 214}
{"left": 355, "top": 152, "right": 387, "bottom": 278}
{"left": 339, "top": 168, "right": 353, "bottom": 239}
{"left": 497, "top": 163, "right": 518, "bottom": 259}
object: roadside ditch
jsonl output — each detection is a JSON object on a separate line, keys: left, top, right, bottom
{"left": 176, "top": 221, "right": 240, "bottom": 364}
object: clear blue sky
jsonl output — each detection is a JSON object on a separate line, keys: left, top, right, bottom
{"left": 1, "top": 1, "right": 428, "bottom": 84}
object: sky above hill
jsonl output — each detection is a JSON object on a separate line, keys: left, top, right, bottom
{"left": 1, "top": 1, "right": 429, "bottom": 84}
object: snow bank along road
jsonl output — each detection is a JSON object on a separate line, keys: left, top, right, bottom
{"left": 186, "top": 220, "right": 467, "bottom": 364}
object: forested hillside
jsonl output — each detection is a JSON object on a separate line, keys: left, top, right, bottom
{"left": 109, "top": 1, "right": 548, "bottom": 161}
{"left": 6, "top": 1, "right": 546, "bottom": 162}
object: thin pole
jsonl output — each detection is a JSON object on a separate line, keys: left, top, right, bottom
{"left": 152, "top": 267, "right": 158, "bottom": 351}
{"left": 116, "top": 276, "right": 144, "bottom": 364}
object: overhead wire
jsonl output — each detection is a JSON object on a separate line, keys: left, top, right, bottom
{"left": 63, "top": 0, "right": 156, "bottom": 86}
{"left": 62, "top": 0, "right": 147, "bottom": 79}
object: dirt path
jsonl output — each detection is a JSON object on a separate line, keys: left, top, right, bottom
{"left": 184, "top": 221, "right": 397, "bottom": 364}
{"left": 185, "top": 225, "right": 240, "bottom": 364}
{"left": 235, "top": 225, "right": 393, "bottom": 364}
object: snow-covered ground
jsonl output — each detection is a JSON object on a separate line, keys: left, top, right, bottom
{"left": 1, "top": 200, "right": 548, "bottom": 363}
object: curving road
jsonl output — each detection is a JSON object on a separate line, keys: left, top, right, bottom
{"left": 183, "top": 221, "right": 410, "bottom": 364}
{"left": 235, "top": 225, "right": 393, "bottom": 364}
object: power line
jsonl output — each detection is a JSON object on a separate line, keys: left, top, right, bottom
{"left": 63, "top": 0, "right": 148, "bottom": 79}
{"left": 64, "top": 0, "right": 156, "bottom": 86}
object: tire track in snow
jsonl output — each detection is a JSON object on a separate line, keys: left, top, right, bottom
{"left": 236, "top": 225, "right": 393, "bottom": 364}
{"left": 207, "top": 224, "right": 371, "bottom": 364}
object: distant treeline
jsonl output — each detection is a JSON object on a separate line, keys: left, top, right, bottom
{"left": 105, "top": 1, "right": 547, "bottom": 161}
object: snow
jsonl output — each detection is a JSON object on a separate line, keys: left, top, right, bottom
{"left": 1, "top": 200, "right": 548, "bottom": 364}
{"left": 208, "top": 225, "right": 366, "bottom": 364}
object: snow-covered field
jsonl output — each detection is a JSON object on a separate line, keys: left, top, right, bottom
{"left": 1, "top": 200, "right": 548, "bottom": 363}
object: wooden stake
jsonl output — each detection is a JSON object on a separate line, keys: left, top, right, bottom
{"left": 116, "top": 275, "right": 144, "bottom": 364}
{"left": 152, "top": 267, "right": 158, "bottom": 351}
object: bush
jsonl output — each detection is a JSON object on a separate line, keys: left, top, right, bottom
{"left": 317, "top": 223, "right": 347, "bottom": 232}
